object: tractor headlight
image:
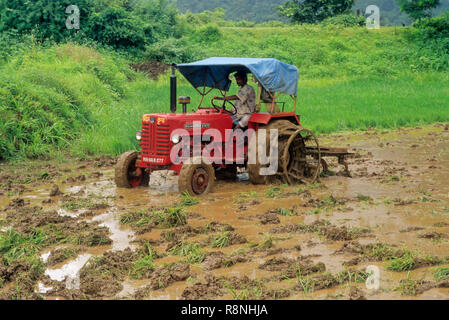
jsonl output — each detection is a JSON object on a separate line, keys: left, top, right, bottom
{"left": 171, "top": 134, "right": 181, "bottom": 144}
{"left": 136, "top": 131, "right": 142, "bottom": 141}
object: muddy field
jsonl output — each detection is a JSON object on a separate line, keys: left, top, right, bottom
{"left": 1, "top": 124, "right": 448, "bottom": 300}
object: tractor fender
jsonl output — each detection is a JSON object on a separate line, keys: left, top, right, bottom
{"left": 249, "top": 112, "right": 301, "bottom": 126}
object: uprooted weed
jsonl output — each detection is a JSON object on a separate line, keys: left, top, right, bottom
{"left": 134, "top": 262, "right": 191, "bottom": 298}
{"left": 224, "top": 278, "right": 290, "bottom": 300}
{"left": 47, "top": 247, "right": 83, "bottom": 267}
{"left": 393, "top": 272, "right": 449, "bottom": 296}
{"left": 180, "top": 193, "right": 199, "bottom": 206}
{"left": 337, "top": 242, "right": 447, "bottom": 271}
{"left": 3, "top": 206, "right": 111, "bottom": 247}
{"left": 61, "top": 194, "right": 110, "bottom": 211}
{"left": 0, "top": 229, "right": 46, "bottom": 298}
{"left": 295, "top": 269, "right": 369, "bottom": 294}
{"left": 304, "top": 195, "right": 349, "bottom": 214}
{"left": 160, "top": 222, "right": 234, "bottom": 242}
{"left": 261, "top": 256, "right": 326, "bottom": 279}
{"left": 130, "top": 242, "right": 163, "bottom": 279}
{"left": 119, "top": 205, "right": 187, "bottom": 234}
{"left": 168, "top": 240, "right": 206, "bottom": 264}
{"left": 205, "top": 231, "right": 247, "bottom": 248}
{"left": 233, "top": 191, "right": 259, "bottom": 204}
{"left": 433, "top": 267, "right": 449, "bottom": 281}
{"left": 270, "top": 220, "right": 370, "bottom": 241}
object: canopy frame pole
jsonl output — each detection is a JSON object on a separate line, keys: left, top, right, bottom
{"left": 218, "top": 88, "right": 227, "bottom": 99}
{"left": 196, "top": 87, "right": 214, "bottom": 108}
{"left": 268, "top": 92, "right": 281, "bottom": 113}
{"left": 256, "top": 82, "right": 262, "bottom": 112}
{"left": 198, "top": 70, "right": 208, "bottom": 108}
{"left": 292, "top": 96, "right": 297, "bottom": 113}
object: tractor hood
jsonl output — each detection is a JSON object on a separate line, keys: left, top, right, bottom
{"left": 142, "top": 110, "right": 233, "bottom": 132}
{"left": 177, "top": 57, "right": 299, "bottom": 97}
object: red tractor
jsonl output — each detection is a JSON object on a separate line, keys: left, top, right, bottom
{"left": 115, "top": 58, "right": 350, "bottom": 196}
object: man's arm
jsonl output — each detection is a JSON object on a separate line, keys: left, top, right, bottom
{"left": 213, "top": 95, "right": 239, "bottom": 101}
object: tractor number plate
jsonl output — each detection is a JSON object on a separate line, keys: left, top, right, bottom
{"left": 143, "top": 157, "right": 164, "bottom": 164}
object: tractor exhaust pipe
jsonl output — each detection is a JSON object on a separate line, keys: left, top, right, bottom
{"left": 170, "top": 64, "right": 177, "bottom": 113}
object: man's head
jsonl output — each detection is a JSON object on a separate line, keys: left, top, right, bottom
{"left": 234, "top": 71, "right": 247, "bottom": 87}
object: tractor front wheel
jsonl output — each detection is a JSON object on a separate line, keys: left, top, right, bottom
{"left": 115, "top": 151, "right": 150, "bottom": 188}
{"left": 178, "top": 158, "right": 215, "bottom": 196}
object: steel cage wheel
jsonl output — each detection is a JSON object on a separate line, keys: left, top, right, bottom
{"left": 281, "top": 128, "right": 321, "bottom": 185}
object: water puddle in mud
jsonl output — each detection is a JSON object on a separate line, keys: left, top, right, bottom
{"left": 44, "top": 254, "right": 92, "bottom": 289}
{"left": 92, "top": 209, "right": 135, "bottom": 251}
{"left": 37, "top": 282, "right": 54, "bottom": 294}
{"left": 57, "top": 208, "right": 87, "bottom": 218}
{"left": 41, "top": 251, "right": 51, "bottom": 263}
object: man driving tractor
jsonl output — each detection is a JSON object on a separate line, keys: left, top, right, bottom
{"left": 213, "top": 71, "right": 256, "bottom": 129}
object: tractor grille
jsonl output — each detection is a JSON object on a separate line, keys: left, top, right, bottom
{"left": 141, "top": 122, "right": 170, "bottom": 157}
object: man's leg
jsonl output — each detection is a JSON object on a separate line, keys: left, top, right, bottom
{"left": 238, "top": 114, "right": 251, "bottom": 129}
{"left": 231, "top": 114, "right": 240, "bottom": 128}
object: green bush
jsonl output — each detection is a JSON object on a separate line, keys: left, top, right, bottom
{"left": 0, "top": 0, "right": 92, "bottom": 42}
{"left": 321, "top": 14, "right": 366, "bottom": 27}
{"left": 0, "top": 0, "right": 179, "bottom": 54}
{"left": 414, "top": 11, "right": 449, "bottom": 39}
{"left": 144, "top": 38, "right": 201, "bottom": 64}
{"left": 87, "top": 6, "right": 147, "bottom": 50}
{"left": 409, "top": 12, "right": 449, "bottom": 71}
{"left": 192, "top": 25, "right": 222, "bottom": 42}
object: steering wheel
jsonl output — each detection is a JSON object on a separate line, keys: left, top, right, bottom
{"left": 211, "top": 97, "right": 237, "bottom": 116}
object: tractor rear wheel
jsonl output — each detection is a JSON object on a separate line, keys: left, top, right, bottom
{"left": 247, "top": 125, "right": 271, "bottom": 185}
{"left": 247, "top": 120, "right": 321, "bottom": 185}
{"left": 215, "top": 165, "right": 238, "bottom": 181}
{"left": 178, "top": 158, "right": 215, "bottom": 196}
{"left": 115, "top": 151, "right": 150, "bottom": 188}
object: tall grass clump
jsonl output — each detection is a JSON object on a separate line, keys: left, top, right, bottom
{"left": 0, "top": 43, "right": 135, "bottom": 159}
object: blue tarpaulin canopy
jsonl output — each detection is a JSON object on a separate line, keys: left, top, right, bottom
{"left": 177, "top": 57, "right": 299, "bottom": 97}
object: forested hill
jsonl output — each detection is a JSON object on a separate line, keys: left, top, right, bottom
{"left": 176, "top": 0, "right": 286, "bottom": 23}
{"left": 353, "top": 0, "right": 449, "bottom": 26}
{"left": 176, "top": 0, "right": 449, "bottom": 25}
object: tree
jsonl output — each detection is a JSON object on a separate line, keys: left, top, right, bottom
{"left": 396, "top": 0, "right": 440, "bottom": 21}
{"left": 0, "top": 0, "right": 180, "bottom": 50}
{"left": 278, "top": 0, "right": 355, "bottom": 24}
{"left": 0, "top": 0, "right": 92, "bottom": 41}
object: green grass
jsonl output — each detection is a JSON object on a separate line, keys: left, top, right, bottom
{"left": 0, "top": 229, "right": 45, "bottom": 265}
{"left": 0, "top": 229, "right": 46, "bottom": 287}
{"left": 433, "top": 267, "right": 449, "bottom": 281}
{"left": 1, "top": 26, "right": 449, "bottom": 160}
{"left": 297, "top": 75, "right": 449, "bottom": 134}
{"left": 223, "top": 281, "right": 249, "bottom": 300}
{"left": 233, "top": 191, "right": 259, "bottom": 204}
{"left": 180, "top": 192, "right": 200, "bottom": 206}
{"left": 61, "top": 195, "right": 109, "bottom": 211}
{"left": 168, "top": 240, "right": 205, "bottom": 264}
{"left": 120, "top": 205, "right": 187, "bottom": 230}
{"left": 356, "top": 194, "right": 373, "bottom": 202}
{"left": 277, "top": 208, "right": 298, "bottom": 216}
{"left": 265, "top": 186, "right": 286, "bottom": 198}
{"left": 209, "top": 231, "right": 231, "bottom": 248}
{"left": 395, "top": 273, "right": 420, "bottom": 296}
{"left": 130, "top": 244, "right": 158, "bottom": 279}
